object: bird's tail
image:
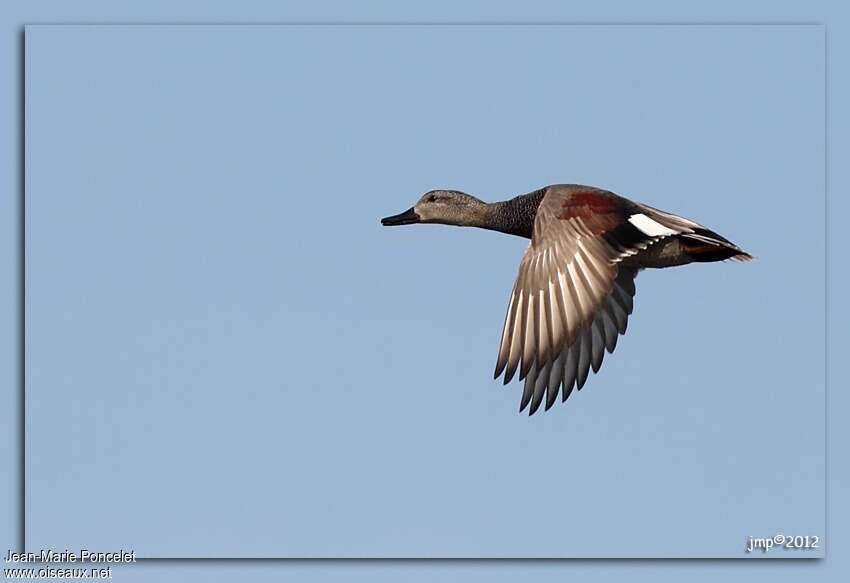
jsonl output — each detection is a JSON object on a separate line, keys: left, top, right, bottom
{"left": 679, "top": 228, "right": 754, "bottom": 263}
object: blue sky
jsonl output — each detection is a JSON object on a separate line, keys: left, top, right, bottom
{"left": 23, "top": 24, "right": 824, "bottom": 558}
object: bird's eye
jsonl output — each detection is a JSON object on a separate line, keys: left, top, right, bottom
{"left": 428, "top": 194, "right": 438, "bottom": 202}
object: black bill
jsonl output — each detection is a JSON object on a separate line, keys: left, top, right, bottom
{"left": 380, "top": 207, "right": 420, "bottom": 226}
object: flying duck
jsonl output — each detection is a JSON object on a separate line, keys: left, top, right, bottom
{"left": 381, "top": 184, "right": 752, "bottom": 414}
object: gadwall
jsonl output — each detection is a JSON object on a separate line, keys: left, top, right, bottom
{"left": 381, "top": 184, "right": 752, "bottom": 415}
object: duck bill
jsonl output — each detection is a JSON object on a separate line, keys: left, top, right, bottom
{"left": 381, "top": 207, "right": 420, "bottom": 226}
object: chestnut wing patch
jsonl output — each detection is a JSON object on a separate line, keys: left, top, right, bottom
{"left": 557, "top": 188, "right": 623, "bottom": 232}
{"left": 557, "top": 187, "right": 661, "bottom": 260}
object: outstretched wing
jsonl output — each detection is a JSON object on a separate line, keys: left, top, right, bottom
{"left": 519, "top": 266, "right": 638, "bottom": 415}
{"left": 494, "top": 186, "right": 659, "bottom": 414}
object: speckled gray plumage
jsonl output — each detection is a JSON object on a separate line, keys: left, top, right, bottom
{"left": 484, "top": 188, "right": 547, "bottom": 239}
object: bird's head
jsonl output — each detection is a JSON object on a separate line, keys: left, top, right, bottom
{"left": 381, "top": 190, "right": 486, "bottom": 228}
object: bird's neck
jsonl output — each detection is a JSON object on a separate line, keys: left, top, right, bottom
{"left": 473, "top": 189, "right": 546, "bottom": 239}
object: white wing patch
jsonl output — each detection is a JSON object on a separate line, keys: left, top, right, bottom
{"left": 628, "top": 213, "right": 678, "bottom": 237}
